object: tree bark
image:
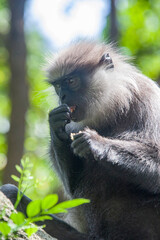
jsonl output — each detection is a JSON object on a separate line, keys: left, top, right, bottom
{"left": 3, "top": 0, "right": 28, "bottom": 183}
{"left": 109, "top": 0, "right": 119, "bottom": 42}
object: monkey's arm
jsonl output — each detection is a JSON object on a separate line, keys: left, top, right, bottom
{"left": 71, "top": 129, "right": 160, "bottom": 194}
{"left": 49, "top": 105, "right": 84, "bottom": 192}
{"left": 0, "top": 184, "right": 87, "bottom": 240}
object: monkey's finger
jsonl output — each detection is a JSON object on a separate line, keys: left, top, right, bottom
{"left": 71, "top": 132, "right": 91, "bottom": 148}
{"left": 72, "top": 131, "right": 91, "bottom": 140}
{"left": 51, "top": 120, "right": 68, "bottom": 130}
{"left": 71, "top": 132, "right": 84, "bottom": 140}
{"left": 71, "top": 136, "right": 87, "bottom": 149}
{"left": 49, "top": 104, "right": 71, "bottom": 116}
{"left": 49, "top": 112, "right": 71, "bottom": 122}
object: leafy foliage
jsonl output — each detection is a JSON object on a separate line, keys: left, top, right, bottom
{"left": 103, "top": 0, "right": 160, "bottom": 80}
{"left": 11, "top": 157, "right": 33, "bottom": 209}
{"left": 0, "top": 158, "right": 90, "bottom": 239}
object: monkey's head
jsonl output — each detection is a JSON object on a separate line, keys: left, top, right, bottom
{"left": 47, "top": 41, "right": 138, "bottom": 126}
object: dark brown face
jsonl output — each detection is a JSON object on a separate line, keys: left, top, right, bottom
{"left": 48, "top": 51, "right": 114, "bottom": 122}
{"left": 50, "top": 72, "right": 89, "bottom": 122}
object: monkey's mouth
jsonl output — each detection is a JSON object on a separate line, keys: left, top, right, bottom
{"left": 69, "top": 105, "right": 84, "bottom": 122}
{"left": 70, "top": 105, "right": 78, "bottom": 121}
{"left": 70, "top": 106, "right": 76, "bottom": 113}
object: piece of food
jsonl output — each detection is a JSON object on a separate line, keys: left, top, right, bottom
{"left": 70, "top": 131, "right": 82, "bottom": 141}
{"left": 70, "top": 106, "right": 76, "bottom": 113}
{"left": 70, "top": 133, "right": 75, "bottom": 141}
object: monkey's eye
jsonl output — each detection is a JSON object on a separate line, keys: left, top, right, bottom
{"left": 68, "top": 78, "right": 75, "bottom": 84}
{"left": 66, "top": 77, "right": 81, "bottom": 90}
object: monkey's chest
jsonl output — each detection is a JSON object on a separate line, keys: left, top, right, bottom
{"left": 71, "top": 163, "right": 126, "bottom": 232}
{"left": 72, "top": 163, "right": 160, "bottom": 238}
{"left": 76, "top": 161, "right": 125, "bottom": 198}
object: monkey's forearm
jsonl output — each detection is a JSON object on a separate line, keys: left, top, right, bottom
{"left": 100, "top": 138, "right": 160, "bottom": 193}
{"left": 71, "top": 129, "right": 160, "bottom": 193}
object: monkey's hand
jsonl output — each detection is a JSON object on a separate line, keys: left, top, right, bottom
{"left": 49, "top": 104, "right": 71, "bottom": 141}
{"left": 71, "top": 128, "right": 107, "bottom": 160}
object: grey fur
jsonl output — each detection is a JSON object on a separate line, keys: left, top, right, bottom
{"left": 48, "top": 41, "right": 160, "bottom": 240}
{"left": 2, "top": 41, "right": 160, "bottom": 240}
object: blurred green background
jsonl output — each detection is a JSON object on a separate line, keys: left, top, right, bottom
{"left": 0, "top": 0, "right": 160, "bottom": 200}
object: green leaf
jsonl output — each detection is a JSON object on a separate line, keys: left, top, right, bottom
{"left": 22, "top": 176, "right": 33, "bottom": 181}
{"left": 15, "top": 165, "right": 22, "bottom": 173}
{"left": 11, "top": 175, "right": 20, "bottom": 182}
{"left": 0, "top": 222, "right": 11, "bottom": 236}
{"left": 24, "top": 226, "right": 38, "bottom": 237}
{"left": 41, "top": 194, "right": 58, "bottom": 210}
{"left": 55, "top": 198, "right": 90, "bottom": 209}
{"left": 21, "top": 158, "right": 25, "bottom": 167}
{"left": 46, "top": 207, "right": 68, "bottom": 214}
{"left": 27, "top": 200, "right": 41, "bottom": 218}
{"left": 23, "top": 170, "right": 30, "bottom": 175}
{"left": 28, "top": 215, "right": 52, "bottom": 223}
{"left": 10, "top": 212, "right": 25, "bottom": 225}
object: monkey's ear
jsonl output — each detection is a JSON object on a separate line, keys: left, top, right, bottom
{"left": 99, "top": 53, "right": 114, "bottom": 70}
